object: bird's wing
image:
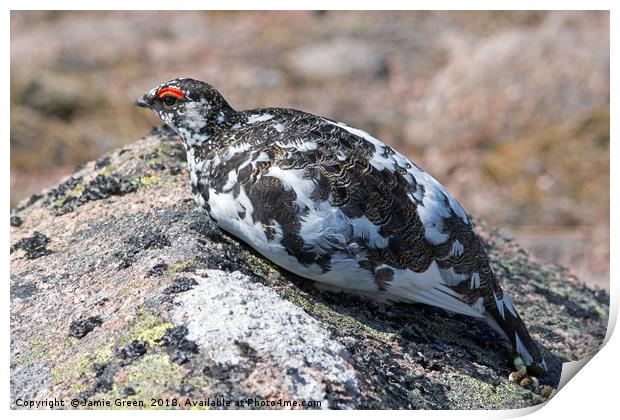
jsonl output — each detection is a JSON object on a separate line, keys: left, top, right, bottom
{"left": 311, "top": 118, "right": 545, "bottom": 370}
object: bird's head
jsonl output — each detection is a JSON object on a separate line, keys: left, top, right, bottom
{"left": 135, "top": 78, "right": 236, "bottom": 147}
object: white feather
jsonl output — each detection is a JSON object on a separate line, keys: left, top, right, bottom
{"left": 502, "top": 293, "right": 518, "bottom": 317}
{"left": 385, "top": 261, "right": 485, "bottom": 319}
{"left": 515, "top": 333, "right": 534, "bottom": 364}
{"left": 439, "top": 267, "right": 469, "bottom": 286}
{"left": 470, "top": 272, "right": 481, "bottom": 289}
{"left": 247, "top": 114, "right": 274, "bottom": 123}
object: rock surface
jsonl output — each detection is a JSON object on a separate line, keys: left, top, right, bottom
{"left": 10, "top": 128, "right": 608, "bottom": 409}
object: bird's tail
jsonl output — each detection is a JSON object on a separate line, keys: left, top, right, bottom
{"left": 484, "top": 293, "right": 547, "bottom": 376}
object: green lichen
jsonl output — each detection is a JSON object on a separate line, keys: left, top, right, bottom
{"left": 115, "top": 354, "right": 184, "bottom": 405}
{"left": 120, "top": 308, "right": 173, "bottom": 346}
{"left": 442, "top": 371, "right": 544, "bottom": 409}
{"left": 89, "top": 354, "right": 185, "bottom": 409}
{"left": 282, "top": 290, "right": 396, "bottom": 342}
{"left": 119, "top": 284, "right": 134, "bottom": 299}
{"left": 162, "top": 178, "right": 177, "bottom": 188}
{"left": 185, "top": 375, "right": 206, "bottom": 393}
{"left": 52, "top": 181, "right": 85, "bottom": 208}
{"left": 154, "top": 141, "right": 183, "bottom": 160}
{"left": 242, "top": 251, "right": 280, "bottom": 281}
{"left": 68, "top": 182, "right": 85, "bottom": 197}
{"left": 62, "top": 337, "right": 79, "bottom": 349}
{"left": 133, "top": 175, "right": 161, "bottom": 189}
{"left": 141, "top": 142, "right": 184, "bottom": 176}
{"left": 147, "top": 157, "right": 163, "bottom": 168}
{"left": 71, "top": 383, "right": 86, "bottom": 394}
{"left": 163, "top": 260, "right": 202, "bottom": 276}
{"left": 146, "top": 144, "right": 165, "bottom": 156}
{"left": 52, "top": 308, "right": 174, "bottom": 389}
{"left": 87, "top": 344, "right": 112, "bottom": 364}
{"left": 52, "top": 359, "right": 88, "bottom": 385}
{"left": 51, "top": 343, "right": 113, "bottom": 385}
{"left": 101, "top": 166, "right": 112, "bottom": 176}
{"left": 18, "top": 335, "right": 48, "bottom": 366}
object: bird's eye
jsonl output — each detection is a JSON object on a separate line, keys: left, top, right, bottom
{"left": 156, "top": 87, "right": 185, "bottom": 106}
{"left": 163, "top": 95, "right": 177, "bottom": 106}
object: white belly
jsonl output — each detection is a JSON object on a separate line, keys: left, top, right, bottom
{"left": 202, "top": 187, "right": 379, "bottom": 293}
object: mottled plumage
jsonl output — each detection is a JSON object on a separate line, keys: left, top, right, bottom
{"left": 135, "top": 78, "right": 546, "bottom": 373}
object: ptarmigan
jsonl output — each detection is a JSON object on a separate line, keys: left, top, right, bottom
{"left": 135, "top": 78, "right": 546, "bottom": 374}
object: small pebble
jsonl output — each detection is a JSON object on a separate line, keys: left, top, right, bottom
{"left": 519, "top": 377, "right": 537, "bottom": 390}
{"left": 540, "top": 385, "right": 555, "bottom": 398}
{"left": 10, "top": 215, "right": 23, "bottom": 227}
{"left": 509, "top": 367, "right": 527, "bottom": 383}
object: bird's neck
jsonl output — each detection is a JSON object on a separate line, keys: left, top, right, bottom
{"left": 177, "top": 104, "right": 239, "bottom": 158}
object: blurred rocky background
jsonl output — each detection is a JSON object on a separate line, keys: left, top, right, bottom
{"left": 10, "top": 11, "right": 609, "bottom": 289}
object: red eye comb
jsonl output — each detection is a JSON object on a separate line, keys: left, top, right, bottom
{"left": 157, "top": 87, "right": 185, "bottom": 100}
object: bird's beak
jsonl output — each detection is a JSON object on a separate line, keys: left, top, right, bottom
{"left": 134, "top": 96, "right": 150, "bottom": 109}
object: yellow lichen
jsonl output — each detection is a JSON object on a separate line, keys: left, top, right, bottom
{"left": 118, "top": 354, "right": 184, "bottom": 405}
{"left": 51, "top": 343, "right": 113, "bottom": 385}
{"left": 120, "top": 308, "right": 173, "bottom": 346}
{"left": 135, "top": 175, "right": 161, "bottom": 188}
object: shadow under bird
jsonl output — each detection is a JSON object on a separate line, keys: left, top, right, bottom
{"left": 135, "top": 78, "right": 547, "bottom": 376}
